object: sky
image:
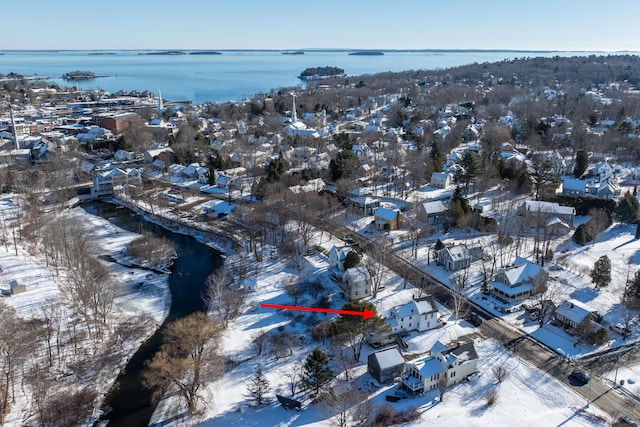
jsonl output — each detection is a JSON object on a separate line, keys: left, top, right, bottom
{"left": 3, "top": 0, "right": 640, "bottom": 51}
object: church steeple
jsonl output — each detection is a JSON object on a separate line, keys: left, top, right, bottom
{"left": 291, "top": 94, "right": 297, "bottom": 123}
{"left": 158, "top": 89, "right": 164, "bottom": 113}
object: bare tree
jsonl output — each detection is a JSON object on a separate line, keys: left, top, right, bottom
{"left": 282, "top": 361, "right": 302, "bottom": 397}
{"left": 364, "top": 250, "right": 387, "bottom": 299}
{"left": 205, "top": 266, "right": 245, "bottom": 328}
{"left": 492, "top": 366, "right": 509, "bottom": 383}
{"left": 438, "top": 374, "right": 449, "bottom": 402}
{"left": 0, "top": 303, "right": 38, "bottom": 422}
{"left": 252, "top": 330, "right": 269, "bottom": 357}
{"left": 320, "top": 388, "right": 367, "bottom": 427}
{"left": 283, "top": 277, "right": 304, "bottom": 305}
{"left": 450, "top": 269, "right": 470, "bottom": 324}
{"left": 143, "top": 312, "right": 224, "bottom": 414}
{"left": 532, "top": 280, "right": 562, "bottom": 327}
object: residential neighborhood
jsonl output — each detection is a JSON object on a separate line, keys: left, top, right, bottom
{"left": 3, "top": 53, "right": 640, "bottom": 426}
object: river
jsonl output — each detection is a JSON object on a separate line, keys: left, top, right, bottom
{"left": 82, "top": 201, "right": 224, "bottom": 427}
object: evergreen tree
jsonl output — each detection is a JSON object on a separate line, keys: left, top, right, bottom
{"left": 458, "top": 151, "right": 482, "bottom": 194}
{"left": 265, "top": 156, "right": 288, "bottom": 183}
{"left": 627, "top": 270, "right": 640, "bottom": 299}
{"left": 430, "top": 140, "right": 444, "bottom": 172}
{"left": 590, "top": 255, "right": 611, "bottom": 288}
{"left": 246, "top": 363, "right": 271, "bottom": 406}
{"left": 334, "top": 301, "right": 390, "bottom": 362}
{"left": 343, "top": 251, "right": 361, "bottom": 270}
{"left": 329, "top": 150, "right": 359, "bottom": 181}
{"left": 573, "top": 150, "right": 589, "bottom": 178}
{"left": 615, "top": 192, "right": 640, "bottom": 224}
{"left": 303, "top": 348, "right": 333, "bottom": 394}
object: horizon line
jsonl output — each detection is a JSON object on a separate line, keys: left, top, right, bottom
{"left": 0, "top": 48, "right": 637, "bottom": 53}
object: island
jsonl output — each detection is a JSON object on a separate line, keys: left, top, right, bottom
{"left": 140, "top": 50, "right": 187, "bottom": 55}
{"left": 348, "top": 50, "right": 384, "bottom": 56}
{"left": 62, "top": 71, "right": 97, "bottom": 81}
{"left": 88, "top": 52, "right": 117, "bottom": 56}
{"left": 282, "top": 51, "right": 304, "bottom": 55}
{"left": 189, "top": 51, "right": 223, "bottom": 55}
{"left": 298, "top": 66, "right": 345, "bottom": 81}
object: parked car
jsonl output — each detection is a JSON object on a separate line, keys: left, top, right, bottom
{"left": 467, "top": 312, "right": 483, "bottom": 327}
{"left": 570, "top": 369, "right": 590, "bottom": 384}
{"left": 620, "top": 416, "right": 639, "bottom": 427}
{"left": 611, "top": 323, "right": 632, "bottom": 337}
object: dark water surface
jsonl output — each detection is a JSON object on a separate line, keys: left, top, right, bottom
{"left": 83, "top": 201, "right": 223, "bottom": 427}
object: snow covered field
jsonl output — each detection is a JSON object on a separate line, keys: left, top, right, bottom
{"left": 0, "top": 197, "right": 171, "bottom": 425}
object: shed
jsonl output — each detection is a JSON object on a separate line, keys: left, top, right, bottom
{"left": 242, "top": 278, "right": 257, "bottom": 292}
{"left": 367, "top": 346, "right": 405, "bottom": 384}
{"left": 9, "top": 280, "right": 26, "bottom": 295}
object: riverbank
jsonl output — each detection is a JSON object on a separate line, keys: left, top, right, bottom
{"left": 0, "top": 198, "right": 171, "bottom": 425}
{"left": 107, "top": 194, "right": 240, "bottom": 256}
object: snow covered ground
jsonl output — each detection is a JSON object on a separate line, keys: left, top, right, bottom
{"left": 148, "top": 222, "right": 609, "bottom": 426}
{"left": 0, "top": 197, "right": 171, "bottom": 425}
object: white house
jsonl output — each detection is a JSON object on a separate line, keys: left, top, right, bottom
{"left": 388, "top": 296, "right": 440, "bottom": 333}
{"left": 328, "top": 245, "right": 354, "bottom": 273}
{"left": 436, "top": 244, "right": 483, "bottom": 271}
{"left": 92, "top": 167, "right": 142, "bottom": 196}
{"left": 341, "top": 266, "right": 371, "bottom": 300}
{"left": 430, "top": 172, "right": 452, "bottom": 189}
{"left": 401, "top": 341, "right": 478, "bottom": 394}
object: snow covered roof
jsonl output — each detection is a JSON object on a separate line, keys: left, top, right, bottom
{"left": 430, "top": 340, "right": 448, "bottom": 356}
{"left": 371, "top": 347, "right": 405, "bottom": 370}
{"left": 562, "top": 178, "right": 587, "bottom": 191}
{"left": 344, "top": 266, "right": 369, "bottom": 282}
{"left": 497, "top": 257, "right": 544, "bottom": 286}
{"left": 393, "top": 298, "right": 437, "bottom": 319}
{"left": 524, "top": 200, "right": 575, "bottom": 216}
{"left": 375, "top": 207, "right": 400, "bottom": 221}
{"left": 415, "top": 357, "right": 445, "bottom": 378}
{"left": 490, "top": 280, "right": 532, "bottom": 296}
{"left": 555, "top": 300, "right": 593, "bottom": 325}
{"left": 422, "top": 200, "right": 446, "bottom": 215}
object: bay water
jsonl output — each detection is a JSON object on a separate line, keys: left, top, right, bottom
{"left": 0, "top": 49, "right": 600, "bottom": 105}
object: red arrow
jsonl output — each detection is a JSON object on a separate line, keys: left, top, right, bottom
{"left": 260, "top": 303, "right": 374, "bottom": 319}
